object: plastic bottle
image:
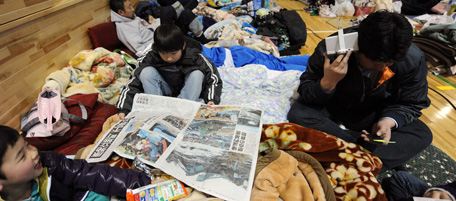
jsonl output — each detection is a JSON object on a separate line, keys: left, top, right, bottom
{"left": 448, "top": 0, "right": 456, "bottom": 15}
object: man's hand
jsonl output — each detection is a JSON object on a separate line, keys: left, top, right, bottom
{"left": 362, "top": 118, "right": 395, "bottom": 145}
{"left": 320, "top": 51, "right": 352, "bottom": 93}
{"left": 207, "top": 101, "right": 215, "bottom": 105}
{"left": 423, "top": 191, "right": 451, "bottom": 200}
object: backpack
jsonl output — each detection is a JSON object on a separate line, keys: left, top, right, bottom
{"left": 21, "top": 89, "right": 88, "bottom": 137}
{"left": 254, "top": 10, "right": 307, "bottom": 56}
{"left": 135, "top": 0, "right": 161, "bottom": 22}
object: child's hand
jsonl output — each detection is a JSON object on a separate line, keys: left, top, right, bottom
{"left": 207, "top": 101, "right": 215, "bottom": 105}
{"left": 116, "top": 113, "right": 126, "bottom": 121}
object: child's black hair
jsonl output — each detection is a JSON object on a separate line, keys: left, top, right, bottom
{"left": 153, "top": 24, "right": 185, "bottom": 53}
{"left": 0, "top": 125, "right": 21, "bottom": 179}
{"left": 109, "top": 0, "right": 127, "bottom": 13}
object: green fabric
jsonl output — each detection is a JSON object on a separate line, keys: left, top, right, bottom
{"left": 38, "top": 168, "right": 49, "bottom": 201}
{"left": 27, "top": 180, "right": 44, "bottom": 201}
{"left": 378, "top": 144, "right": 456, "bottom": 186}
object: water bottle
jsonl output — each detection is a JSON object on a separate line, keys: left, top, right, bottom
{"left": 448, "top": 0, "right": 456, "bottom": 15}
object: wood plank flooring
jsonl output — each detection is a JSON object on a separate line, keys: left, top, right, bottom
{"left": 276, "top": 0, "right": 456, "bottom": 161}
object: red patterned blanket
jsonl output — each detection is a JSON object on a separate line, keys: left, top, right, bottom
{"left": 259, "top": 123, "right": 386, "bottom": 201}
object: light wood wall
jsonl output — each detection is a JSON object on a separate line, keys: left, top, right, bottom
{"left": 0, "top": 0, "right": 139, "bottom": 130}
{"left": 0, "top": 0, "right": 54, "bottom": 25}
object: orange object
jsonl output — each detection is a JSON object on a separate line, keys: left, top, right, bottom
{"left": 354, "top": 5, "right": 376, "bottom": 16}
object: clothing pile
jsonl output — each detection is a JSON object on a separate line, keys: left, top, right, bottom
{"left": 415, "top": 23, "right": 456, "bottom": 75}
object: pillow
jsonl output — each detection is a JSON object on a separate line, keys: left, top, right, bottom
{"left": 87, "top": 22, "right": 135, "bottom": 57}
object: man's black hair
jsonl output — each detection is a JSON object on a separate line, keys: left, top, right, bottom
{"left": 358, "top": 10, "right": 413, "bottom": 63}
{"left": 153, "top": 24, "right": 185, "bottom": 53}
{"left": 110, "top": 0, "right": 127, "bottom": 13}
{"left": 0, "top": 125, "right": 21, "bottom": 179}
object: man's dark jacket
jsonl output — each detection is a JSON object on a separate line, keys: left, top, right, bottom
{"left": 296, "top": 27, "right": 430, "bottom": 128}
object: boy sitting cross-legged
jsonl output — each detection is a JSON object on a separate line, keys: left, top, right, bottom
{"left": 116, "top": 23, "right": 223, "bottom": 120}
{"left": 0, "top": 125, "right": 161, "bottom": 201}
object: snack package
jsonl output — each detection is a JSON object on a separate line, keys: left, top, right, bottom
{"left": 126, "top": 179, "right": 189, "bottom": 201}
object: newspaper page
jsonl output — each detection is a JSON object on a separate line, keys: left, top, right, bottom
{"left": 154, "top": 104, "right": 263, "bottom": 201}
{"left": 86, "top": 94, "right": 263, "bottom": 201}
{"left": 86, "top": 94, "right": 201, "bottom": 163}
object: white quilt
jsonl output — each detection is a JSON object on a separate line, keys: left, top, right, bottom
{"left": 218, "top": 64, "right": 302, "bottom": 124}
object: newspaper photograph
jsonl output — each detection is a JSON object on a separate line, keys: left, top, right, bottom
{"left": 86, "top": 94, "right": 263, "bottom": 201}
{"left": 86, "top": 94, "right": 199, "bottom": 163}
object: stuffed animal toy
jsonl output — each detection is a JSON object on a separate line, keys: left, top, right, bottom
{"left": 332, "top": 0, "right": 355, "bottom": 16}
{"left": 372, "top": 0, "right": 393, "bottom": 11}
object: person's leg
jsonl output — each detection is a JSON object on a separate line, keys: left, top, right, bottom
{"left": 178, "top": 70, "right": 204, "bottom": 101}
{"left": 382, "top": 171, "right": 430, "bottom": 201}
{"left": 139, "top": 67, "right": 173, "bottom": 96}
{"left": 160, "top": 6, "right": 178, "bottom": 25}
{"left": 363, "top": 120, "right": 433, "bottom": 172}
{"left": 174, "top": 9, "right": 211, "bottom": 44}
{"left": 181, "top": 0, "right": 198, "bottom": 10}
{"left": 287, "top": 100, "right": 360, "bottom": 143}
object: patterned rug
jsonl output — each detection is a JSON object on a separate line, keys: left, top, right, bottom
{"left": 378, "top": 144, "right": 456, "bottom": 187}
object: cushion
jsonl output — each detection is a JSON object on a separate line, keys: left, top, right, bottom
{"left": 53, "top": 101, "right": 117, "bottom": 155}
{"left": 87, "top": 22, "right": 135, "bottom": 57}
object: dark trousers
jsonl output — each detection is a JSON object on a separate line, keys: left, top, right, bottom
{"left": 160, "top": 7, "right": 197, "bottom": 34}
{"left": 287, "top": 101, "right": 433, "bottom": 172}
{"left": 381, "top": 171, "right": 430, "bottom": 201}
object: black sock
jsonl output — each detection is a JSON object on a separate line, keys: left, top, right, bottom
{"left": 195, "top": 34, "right": 212, "bottom": 44}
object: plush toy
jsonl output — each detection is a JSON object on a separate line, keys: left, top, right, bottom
{"left": 372, "top": 0, "right": 393, "bottom": 11}
{"left": 332, "top": 0, "right": 355, "bottom": 16}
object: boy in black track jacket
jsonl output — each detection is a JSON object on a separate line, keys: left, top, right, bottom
{"left": 116, "top": 24, "right": 222, "bottom": 119}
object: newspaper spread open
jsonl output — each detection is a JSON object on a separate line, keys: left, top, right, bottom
{"left": 86, "top": 94, "right": 263, "bottom": 201}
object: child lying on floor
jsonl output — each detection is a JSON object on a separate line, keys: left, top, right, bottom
{"left": 0, "top": 125, "right": 162, "bottom": 201}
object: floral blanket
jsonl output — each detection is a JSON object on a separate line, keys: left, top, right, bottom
{"left": 218, "top": 64, "right": 302, "bottom": 124}
{"left": 42, "top": 47, "right": 132, "bottom": 105}
{"left": 204, "top": 15, "right": 279, "bottom": 56}
{"left": 260, "top": 123, "right": 387, "bottom": 201}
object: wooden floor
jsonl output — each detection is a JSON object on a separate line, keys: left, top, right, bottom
{"left": 277, "top": 0, "right": 456, "bottom": 161}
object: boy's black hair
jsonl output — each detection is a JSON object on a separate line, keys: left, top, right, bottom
{"left": 0, "top": 125, "right": 21, "bottom": 179}
{"left": 110, "top": 0, "right": 127, "bottom": 13}
{"left": 153, "top": 24, "right": 185, "bottom": 53}
{"left": 358, "top": 10, "right": 413, "bottom": 63}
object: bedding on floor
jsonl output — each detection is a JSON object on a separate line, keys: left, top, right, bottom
{"left": 259, "top": 123, "right": 386, "bottom": 201}
{"left": 204, "top": 16, "right": 280, "bottom": 57}
{"left": 218, "top": 64, "right": 302, "bottom": 124}
{"left": 76, "top": 120, "right": 385, "bottom": 200}
{"left": 42, "top": 47, "right": 132, "bottom": 105}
